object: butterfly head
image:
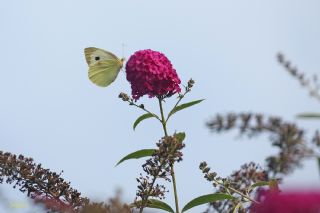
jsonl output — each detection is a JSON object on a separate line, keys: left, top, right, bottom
{"left": 120, "top": 58, "right": 125, "bottom": 69}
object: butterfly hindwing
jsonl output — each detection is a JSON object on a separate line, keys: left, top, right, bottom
{"left": 84, "top": 47, "right": 123, "bottom": 87}
{"left": 88, "top": 60, "right": 122, "bottom": 87}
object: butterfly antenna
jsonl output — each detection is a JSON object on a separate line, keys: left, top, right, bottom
{"left": 120, "top": 43, "right": 126, "bottom": 71}
{"left": 121, "top": 43, "right": 126, "bottom": 60}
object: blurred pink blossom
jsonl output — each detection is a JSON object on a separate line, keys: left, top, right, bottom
{"left": 252, "top": 190, "right": 320, "bottom": 213}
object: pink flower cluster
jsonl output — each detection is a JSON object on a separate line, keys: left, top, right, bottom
{"left": 252, "top": 191, "right": 320, "bottom": 213}
{"left": 126, "top": 49, "right": 181, "bottom": 100}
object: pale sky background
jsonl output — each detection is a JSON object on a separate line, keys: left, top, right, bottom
{"left": 1, "top": 1, "right": 320, "bottom": 212}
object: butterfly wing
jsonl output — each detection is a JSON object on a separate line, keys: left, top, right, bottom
{"left": 84, "top": 47, "right": 123, "bottom": 87}
{"left": 88, "top": 60, "right": 122, "bottom": 87}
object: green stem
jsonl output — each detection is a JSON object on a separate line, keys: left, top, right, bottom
{"left": 213, "top": 179, "right": 259, "bottom": 204}
{"left": 129, "top": 101, "right": 162, "bottom": 122}
{"left": 166, "top": 91, "right": 188, "bottom": 123}
{"left": 229, "top": 187, "right": 259, "bottom": 204}
{"left": 139, "top": 160, "right": 166, "bottom": 213}
{"left": 158, "top": 97, "right": 180, "bottom": 213}
{"left": 158, "top": 98, "right": 168, "bottom": 136}
{"left": 170, "top": 164, "right": 180, "bottom": 213}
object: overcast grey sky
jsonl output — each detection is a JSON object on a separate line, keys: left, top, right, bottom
{"left": 1, "top": 0, "right": 320, "bottom": 212}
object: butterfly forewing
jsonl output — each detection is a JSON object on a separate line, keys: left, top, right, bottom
{"left": 84, "top": 47, "right": 123, "bottom": 87}
{"left": 84, "top": 47, "right": 120, "bottom": 66}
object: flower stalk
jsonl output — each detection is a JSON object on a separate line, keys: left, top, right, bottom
{"left": 170, "top": 165, "right": 180, "bottom": 213}
{"left": 137, "top": 162, "right": 166, "bottom": 213}
{"left": 158, "top": 97, "right": 180, "bottom": 213}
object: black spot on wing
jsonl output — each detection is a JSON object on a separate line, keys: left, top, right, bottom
{"left": 95, "top": 56, "right": 100, "bottom": 61}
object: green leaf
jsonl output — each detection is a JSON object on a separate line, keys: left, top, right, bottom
{"left": 115, "top": 149, "right": 155, "bottom": 166}
{"left": 175, "top": 132, "right": 186, "bottom": 142}
{"left": 296, "top": 112, "right": 320, "bottom": 119}
{"left": 133, "top": 113, "right": 155, "bottom": 130}
{"left": 132, "top": 199, "right": 174, "bottom": 213}
{"left": 182, "top": 193, "right": 234, "bottom": 212}
{"left": 168, "top": 99, "right": 204, "bottom": 118}
{"left": 247, "top": 181, "right": 270, "bottom": 193}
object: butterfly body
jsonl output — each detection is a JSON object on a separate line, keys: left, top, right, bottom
{"left": 84, "top": 47, "right": 124, "bottom": 87}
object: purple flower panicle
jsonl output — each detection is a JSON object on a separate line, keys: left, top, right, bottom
{"left": 126, "top": 49, "right": 181, "bottom": 100}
